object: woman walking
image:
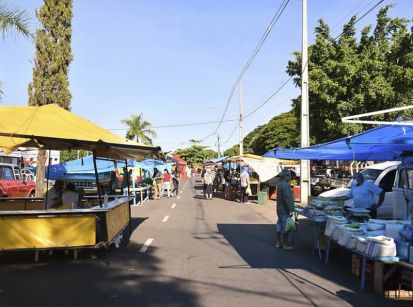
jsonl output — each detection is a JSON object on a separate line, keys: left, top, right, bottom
{"left": 172, "top": 168, "right": 180, "bottom": 197}
{"left": 163, "top": 169, "right": 172, "bottom": 198}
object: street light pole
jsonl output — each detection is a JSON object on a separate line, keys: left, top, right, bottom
{"left": 217, "top": 133, "right": 221, "bottom": 158}
{"left": 239, "top": 83, "right": 244, "bottom": 156}
{"left": 300, "top": 0, "right": 310, "bottom": 206}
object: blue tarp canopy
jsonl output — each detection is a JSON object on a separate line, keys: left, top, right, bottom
{"left": 265, "top": 124, "right": 413, "bottom": 161}
{"left": 45, "top": 156, "right": 136, "bottom": 180}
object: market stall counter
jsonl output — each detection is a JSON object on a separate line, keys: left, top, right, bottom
{"left": 0, "top": 197, "right": 131, "bottom": 262}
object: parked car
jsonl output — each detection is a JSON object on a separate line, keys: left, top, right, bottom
{"left": 57, "top": 173, "right": 111, "bottom": 195}
{"left": 0, "top": 163, "right": 36, "bottom": 197}
{"left": 311, "top": 168, "right": 352, "bottom": 196}
{"left": 319, "top": 161, "right": 400, "bottom": 217}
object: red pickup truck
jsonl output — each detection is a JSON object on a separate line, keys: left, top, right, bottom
{"left": 0, "top": 163, "right": 36, "bottom": 197}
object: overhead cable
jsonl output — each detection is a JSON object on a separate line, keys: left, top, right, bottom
{"left": 212, "top": 0, "right": 291, "bottom": 135}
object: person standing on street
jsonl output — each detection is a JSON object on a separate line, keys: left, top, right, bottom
{"left": 163, "top": 169, "right": 172, "bottom": 197}
{"left": 240, "top": 167, "right": 250, "bottom": 204}
{"left": 172, "top": 168, "right": 180, "bottom": 197}
{"left": 153, "top": 168, "right": 163, "bottom": 199}
{"left": 204, "top": 168, "right": 215, "bottom": 200}
{"left": 275, "top": 169, "right": 295, "bottom": 250}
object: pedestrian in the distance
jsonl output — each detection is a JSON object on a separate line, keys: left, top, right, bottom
{"left": 240, "top": 167, "right": 250, "bottom": 204}
{"left": 172, "top": 168, "right": 180, "bottom": 197}
{"left": 275, "top": 169, "right": 295, "bottom": 250}
{"left": 204, "top": 168, "right": 215, "bottom": 200}
{"left": 163, "top": 169, "right": 172, "bottom": 197}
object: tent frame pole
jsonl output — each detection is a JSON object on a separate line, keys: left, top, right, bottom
{"left": 93, "top": 150, "right": 103, "bottom": 207}
{"left": 125, "top": 159, "right": 132, "bottom": 236}
{"left": 44, "top": 147, "right": 52, "bottom": 209}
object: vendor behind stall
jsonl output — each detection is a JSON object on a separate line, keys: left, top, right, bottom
{"left": 45, "top": 179, "right": 64, "bottom": 209}
{"left": 335, "top": 172, "right": 384, "bottom": 218}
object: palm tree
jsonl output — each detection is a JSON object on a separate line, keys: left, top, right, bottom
{"left": 0, "top": 0, "right": 31, "bottom": 39}
{"left": 0, "top": 1, "right": 31, "bottom": 99}
{"left": 121, "top": 113, "right": 157, "bottom": 145}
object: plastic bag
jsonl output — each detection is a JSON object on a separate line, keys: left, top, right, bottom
{"left": 285, "top": 217, "right": 296, "bottom": 232}
{"left": 245, "top": 185, "right": 252, "bottom": 195}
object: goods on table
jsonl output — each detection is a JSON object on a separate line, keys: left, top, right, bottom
{"left": 356, "top": 236, "right": 368, "bottom": 253}
{"left": 325, "top": 216, "right": 347, "bottom": 237}
{"left": 365, "top": 236, "right": 397, "bottom": 258}
{"left": 385, "top": 221, "right": 410, "bottom": 241}
{"left": 337, "top": 224, "right": 364, "bottom": 247}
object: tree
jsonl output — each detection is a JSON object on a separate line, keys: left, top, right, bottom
{"left": 174, "top": 145, "right": 216, "bottom": 166}
{"left": 28, "top": 0, "right": 73, "bottom": 196}
{"left": 60, "top": 150, "right": 89, "bottom": 163}
{"left": 121, "top": 113, "right": 157, "bottom": 145}
{"left": 223, "top": 145, "right": 239, "bottom": 157}
{"left": 248, "top": 111, "right": 301, "bottom": 155}
{"left": 0, "top": 0, "right": 31, "bottom": 99}
{"left": 287, "top": 6, "right": 413, "bottom": 144}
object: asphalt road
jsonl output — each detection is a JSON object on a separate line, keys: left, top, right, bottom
{"left": 0, "top": 178, "right": 409, "bottom": 307}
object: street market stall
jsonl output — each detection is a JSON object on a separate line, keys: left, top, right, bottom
{"left": 0, "top": 104, "right": 160, "bottom": 261}
{"left": 225, "top": 154, "right": 296, "bottom": 201}
{"left": 266, "top": 123, "right": 413, "bottom": 297}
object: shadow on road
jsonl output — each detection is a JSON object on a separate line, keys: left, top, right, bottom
{"left": 217, "top": 221, "right": 405, "bottom": 306}
{"left": 0, "top": 228, "right": 200, "bottom": 307}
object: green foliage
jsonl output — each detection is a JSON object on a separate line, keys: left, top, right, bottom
{"left": 247, "top": 111, "right": 300, "bottom": 155}
{"left": 121, "top": 113, "right": 157, "bottom": 145}
{"left": 174, "top": 145, "right": 217, "bottom": 166}
{"left": 223, "top": 145, "right": 239, "bottom": 157}
{"left": 60, "top": 150, "right": 89, "bottom": 162}
{"left": 287, "top": 6, "right": 413, "bottom": 144}
{"left": 0, "top": 0, "right": 31, "bottom": 40}
{"left": 28, "top": 0, "right": 73, "bottom": 109}
{"left": 223, "top": 110, "right": 300, "bottom": 156}
{"left": 0, "top": 1, "right": 31, "bottom": 100}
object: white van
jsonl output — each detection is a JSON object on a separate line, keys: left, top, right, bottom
{"left": 392, "top": 163, "right": 413, "bottom": 219}
{"left": 319, "top": 161, "right": 400, "bottom": 218}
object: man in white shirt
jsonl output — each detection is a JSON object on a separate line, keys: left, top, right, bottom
{"left": 62, "top": 182, "right": 79, "bottom": 209}
{"left": 45, "top": 179, "right": 64, "bottom": 209}
{"left": 240, "top": 167, "right": 250, "bottom": 204}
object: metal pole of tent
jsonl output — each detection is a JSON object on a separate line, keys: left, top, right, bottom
{"left": 44, "top": 147, "right": 52, "bottom": 209}
{"left": 92, "top": 150, "right": 103, "bottom": 207}
{"left": 125, "top": 159, "right": 132, "bottom": 236}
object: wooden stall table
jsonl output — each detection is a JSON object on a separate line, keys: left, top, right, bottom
{"left": 0, "top": 197, "right": 131, "bottom": 263}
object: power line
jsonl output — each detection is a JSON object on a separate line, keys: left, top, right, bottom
{"left": 333, "top": 0, "right": 385, "bottom": 41}
{"left": 243, "top": 76, "right": 293, "bottom": 120}
{"left": 108, "top": 119, "right": 236, "bottom": 131}
{"left": 241, "top": 0, "right": 386, "bottom": 121}
{"left": 212, "top": 0, "right": 291, "bottom": 136}
{"left": 222, "top": 122, "right": 240, "bottom": 146}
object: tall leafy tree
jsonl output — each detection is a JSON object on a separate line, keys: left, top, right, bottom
{"left": 287, "top": 6, "right": 413, "bottom": 144}
{"left": 121, "top": 113, "right": 157, "bottom": 145}
{"left": 174, "top": 145, "right": 216, "bottom": 166}
{"left": 0, "top": 0, "right": 31, "bottom": 99}
{"left": 28, "top": 0, "right": 73, "bottom": 196}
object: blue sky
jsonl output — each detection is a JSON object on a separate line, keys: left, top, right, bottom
{"left": 0, "top": 0, "right": 412, "bottom": 153}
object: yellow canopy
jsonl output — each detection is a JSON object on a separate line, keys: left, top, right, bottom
{"left": 0, "top": 104, "right": 160, "bottom": 160}
{"left": 226, "top": 154, "right": 264, "bottom": 162}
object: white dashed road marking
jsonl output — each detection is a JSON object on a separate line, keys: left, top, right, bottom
{"left": 171, "top": 203, "right": 177, "bottom": 208}
{"left": 139, "top": 238, "right": 154, "bottom": 253}
{"left": 162, "top": 215, "right": 169, "bottom": 222}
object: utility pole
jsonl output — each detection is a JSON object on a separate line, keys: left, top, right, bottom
{"left": 300, "top": 0, "right": 310, "bottom": 206}
{"left": 239, "top": 83, "right": 244, "bottom": 156}
{"left": 217, "top": 134, "right": 221, "bottom": 158}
